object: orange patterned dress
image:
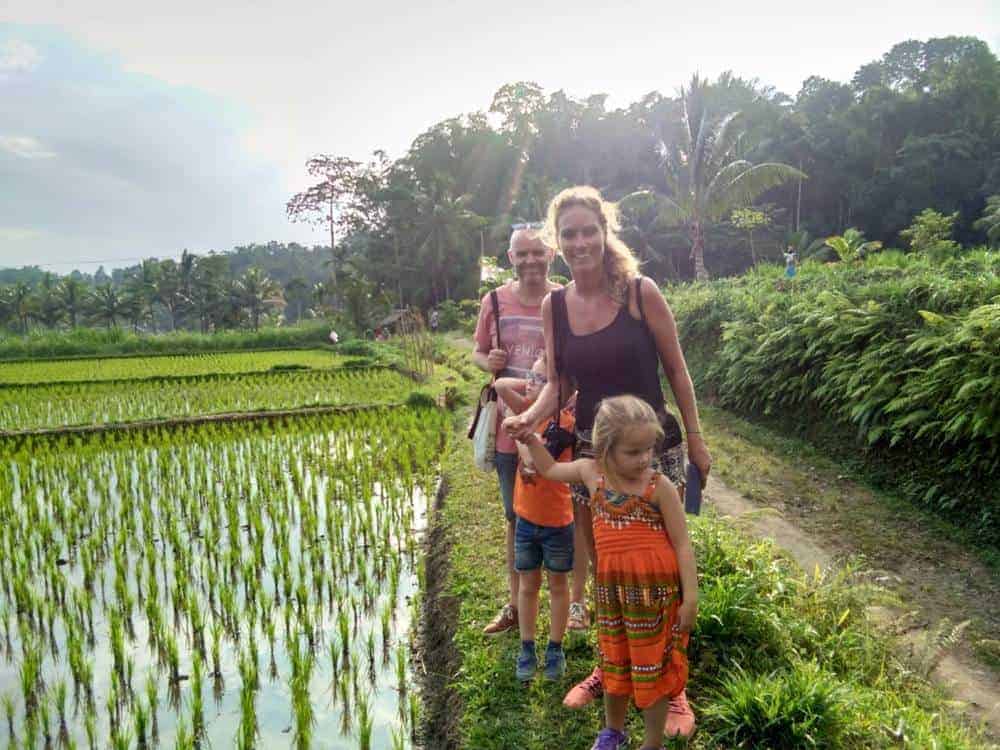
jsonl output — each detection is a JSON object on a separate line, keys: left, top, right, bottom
{"left": 592, "top": 472, "right": 688, "bottom": 708}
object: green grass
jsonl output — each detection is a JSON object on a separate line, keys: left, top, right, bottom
{"left": 0, "top": 348, "right": 345, "bottom": 385}
{"left": 432, "top": 428, "right": 994, "bottom": 748}
{"left": 0, "top": 323, "right": 337, "bottom": 360}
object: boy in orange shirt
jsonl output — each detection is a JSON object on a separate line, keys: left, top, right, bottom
{"left": 495, "top": 352, "right": 575, "bottom": 681}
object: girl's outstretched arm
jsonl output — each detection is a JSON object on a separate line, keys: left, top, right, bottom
{"left": 654, "top": 476, "right": 698, "bottom": 633}
{"left": 520, "top": 432, "right": 588, "bottom": 485}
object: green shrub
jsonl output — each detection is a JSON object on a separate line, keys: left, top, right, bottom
{"left": 668, "top": 250, "right": 1000, "bottom": 543}
{"left": 900, "top": 208, "right": 962, "bottom": 262}
{"left": 337, "top": 340, "right": 375, "bottom": 357}
{"left": 405, "top": 391, "right": 437, "bottom": 409}
{"left": 703, "top": 662, "right": 854, "bottom": 749}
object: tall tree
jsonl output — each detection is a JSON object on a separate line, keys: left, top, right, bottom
{"left": 59, "top": 277, "right": 89, "bottom": 328}
{"left": 235, "top": 267, "right": 283, "bottom": 331}
{"left": 286, "top": 155, "right": 361, "bottom": 293}
{"left": 35, "top": 272, "right": 64, "bottom": 329}
{"left": 90, "top": 284, "right": 124, "bottom": 330}
{"left": 412, "top": 180, "right": 487, "bottom": 302}
{"left": 642, "top": 74, "right": 805, "bottom": 279}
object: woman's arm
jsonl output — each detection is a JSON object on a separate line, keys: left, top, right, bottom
{"left": 639, "top": 277, "right": 712, "bottom": 482}
{"left": 654, "top": 476, "right": 698, "bottom": 632}
{"left": 502, "top": 295, "right": 571, "bottom": 441}
{"left": 520, "top": 433, "right": 587, "bottom": 485}
{"left": 494, "top": 377, "right": 531, "bottom": 415}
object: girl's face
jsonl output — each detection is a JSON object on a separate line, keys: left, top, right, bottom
{"left": 557, "top": 205, "right": 605, "bottom": 276}
{"left": 525, "top": 359, "right": 547, "bottom": 401}
{"left": 609, "top": 423, "right": 658, "bottom": 481}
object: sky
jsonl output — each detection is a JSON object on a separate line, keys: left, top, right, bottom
{"left": 2, "top": 0, "right": 999, "bottom": 271}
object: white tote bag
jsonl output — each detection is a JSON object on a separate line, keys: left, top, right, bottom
{"left": 469, "top": 383, "right": 498, "bottom": 471}
{"left": 467, "top": 290, "right": 501, "bottom": 471}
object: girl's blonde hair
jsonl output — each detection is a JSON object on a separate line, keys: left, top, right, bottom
{"left": 543, "top": 185, "right": 640, "bottom": 303}
{"left": 592, "top": 395, "right": 663, "bottom": 473}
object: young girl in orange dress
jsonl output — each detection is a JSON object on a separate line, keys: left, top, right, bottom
{"left": 519, "top": 394, "right": 698, "bottom": 749}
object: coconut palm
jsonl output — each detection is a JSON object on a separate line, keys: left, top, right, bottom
{"left": 59, "top": 277, "right": 90, "bottom": 328}
{"left": 412, "top": 180, "right": 487, "bottom": 302}
{"left": 634, "top": 74, "right": 805, "bottom": 279}
{"left": 90, "top": 284, "right": 124, "bottom": 329}
{"left": 35, "top": 273, "right": 64, "bottom": 329}
{"left": 235, "top": 267, "right": 283, "bottom": 331}
{"left": 2, "top": 282, "right": 35, "bottom": 334}
{"left": 973, "top": 195, "right": 1000, "bottom": 246}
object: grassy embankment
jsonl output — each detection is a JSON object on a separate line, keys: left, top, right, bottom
{"left": 0, "top": 322, "right": 336, "bottom": 360}
{"left": 424, "top": 339, "right": 995, "bottom": 749}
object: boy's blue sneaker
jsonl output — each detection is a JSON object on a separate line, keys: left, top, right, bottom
{"left": 590, "top": 728, "right": 627, "bottom": 750}
{"left": 516, "top": 645, "right": 537, "bottom": 681}
{"left": 544, "top": 643, "right": 566, "bottom": 680}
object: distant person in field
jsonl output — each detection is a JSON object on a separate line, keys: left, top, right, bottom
{"left": 473, "top": 223, "right": 562, "bottom": 636}
{"left": 518, "top": 395, "right": 698, "bottom": 750}
{"left": 784, "top": 246, "right": 798, "bottom": 278}
{"left": 495, "top": 352, "right": 576, "bottom": 681}
{"left": 429, "top": 308, "right": 440, "bottom": 332}
{"left": 503, "top": 185, "right": 710, "bottom": 737}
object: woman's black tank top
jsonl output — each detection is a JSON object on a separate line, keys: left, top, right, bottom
{"left": 553, "top": 279, "right": 665, "bottom": 432}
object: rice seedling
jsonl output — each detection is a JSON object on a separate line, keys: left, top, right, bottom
{"left": 53, "top": 679, "right": 69, "bottom": 747}
{"left": 3, "top": 691, "right": 15, "bottom": 744}
{"left": 357, "top": 691, "right": 373, "bottom": 750}
{"left": 144, "top": 671, "right": 159, "bottom": 746}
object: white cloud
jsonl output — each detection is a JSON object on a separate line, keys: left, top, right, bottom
{"left": 0, "top": 135, "right": 56, "bottom": 159}
{"left": 0, "top": 38, "right": 41, "bottom": 77}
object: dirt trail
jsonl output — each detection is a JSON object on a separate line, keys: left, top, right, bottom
{"left": 706, "top": 474, "right": 1000, "bottom": 738}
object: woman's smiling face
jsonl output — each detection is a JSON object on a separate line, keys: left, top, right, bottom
{"left": 557, "top": 205, "right": 604, "bottom": 275}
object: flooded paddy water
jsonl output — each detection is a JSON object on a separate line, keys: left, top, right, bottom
{"left": 0, "top": 407, "right": 447, "bottom": 748}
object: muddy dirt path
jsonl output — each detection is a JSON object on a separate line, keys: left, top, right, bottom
{"left": 705, "top": 474, "right": 1000, "bottom": 738}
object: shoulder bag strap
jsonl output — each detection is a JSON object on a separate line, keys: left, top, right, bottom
{"left": 550, "top": 288, "right": 567, "bottom": 422}
{"left": 490, "top": 289, "right": 501, "bottom": 350}
{"left": 634, "top": 276, "right": 647, "bottom": 327}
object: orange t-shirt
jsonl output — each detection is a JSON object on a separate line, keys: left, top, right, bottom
{"left": 514, "top": 409, "right": 575, "bottom": 528}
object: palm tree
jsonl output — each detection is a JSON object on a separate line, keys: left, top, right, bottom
{"left": 637, "top": 74, "right": 805, "bottom": 280}
{"left": 413, "top": 180, "right": 487, "bottom": 302}
{"left": 155, "top": 261, "right": 186, "bottom": 330}
{"left": 235, "top": 267, "right": 283, "bottom": 331}
{"left": 35, "top": 272, "right": 64, "bottom": 329}
{"left": 5, "top": 282, "right": 34, "bottom": 334}
{"left": 973, "top": 195, "right": 1000, "bottom": 247}
{"left": 59, "top": 277, "right": 89, "bottom": 328}
{"left": 283, "top": 276, "right": 309, "bottom": 323}
{"left": 90, "top": 284, "right": 124, "bottom": 329}
{"left": 617, "top": 191, "right": 680, "bottom": 280}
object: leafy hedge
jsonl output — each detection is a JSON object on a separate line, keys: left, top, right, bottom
{"left": 668, "top": 249, "right": 1000, "bottom": 543}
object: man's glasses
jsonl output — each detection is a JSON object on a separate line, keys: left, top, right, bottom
{"left": 527, "top": 372, "right": 548, "bottom": 385}
{"left": 511, "top": 222, "right": 544, "bottom": 231}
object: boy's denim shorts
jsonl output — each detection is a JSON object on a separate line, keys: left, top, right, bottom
{"left": 495, "top": 451, "right": 518, "bottom": 523}
{"left": 514, "top": 516, "right": 574, "bottom": 573}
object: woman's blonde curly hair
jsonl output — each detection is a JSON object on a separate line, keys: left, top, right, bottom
{"left": 542, "top": 185, "right": 640, "bottom": 303}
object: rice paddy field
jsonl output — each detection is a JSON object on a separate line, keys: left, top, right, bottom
{"left": 0, "top": 368, "right": 419, "bottom": 432}
{"left": 0, "top": 349, "right": 345, "bottom": 386}
{"left": 0, "top": 348, "right": 449, "bottom": 749}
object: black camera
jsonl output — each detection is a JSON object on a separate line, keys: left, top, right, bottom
{"left": 542, "top": 419, "right": 576, "bottom": 458}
